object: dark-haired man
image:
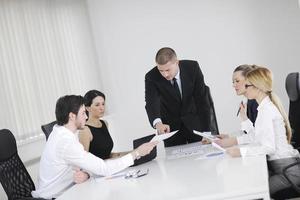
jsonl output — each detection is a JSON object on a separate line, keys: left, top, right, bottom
{"left": 145, "top": 47, "right": 211, "bottom": 147}
{"left": 32, "top": 95, "right": 157, "bottom": 199}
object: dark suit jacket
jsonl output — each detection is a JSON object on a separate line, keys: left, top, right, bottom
{"left": 145, "top": 60, "right": 211, "bottom": 133}
{"left": 247, "top": 99, "right": 258, "bottom": 125}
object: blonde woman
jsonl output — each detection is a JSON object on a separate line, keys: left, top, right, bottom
{"left": 232, "top": 65, "right": 258, "bottom": 124}
{"left": 215, "top": 67, "right": 300, "bottom": 196}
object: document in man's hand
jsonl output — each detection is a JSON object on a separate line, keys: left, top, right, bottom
{"left": 150, "top": 130, "right": 178, "bottom": 142}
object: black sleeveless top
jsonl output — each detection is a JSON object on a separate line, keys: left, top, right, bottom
{"left": 87, "top": 120, "right": 114, "bottom": 159}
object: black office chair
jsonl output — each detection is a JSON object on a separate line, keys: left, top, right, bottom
{"left": 0, "top": 129, "right": 45, "bottom": 200}
{"left": 41, "top": 121, "right": 56, "bottom": 140}
{"left": 286, "top": 72, "right": 300, "bottom": 150}
{"left": 206, "top": 86, "right": 219, "bottom": 135}
{"left": 272, "top": 72, "right": 300, "bottom": 200}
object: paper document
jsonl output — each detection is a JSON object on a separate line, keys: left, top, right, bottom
{"left": 150, "top": 130, "right": 178, "bottom": 142}
{"left": 193, "top": 130, "right": 217, "bottom": 141}
{"left": 211, "top": 142, "right": 226, "bottom": 152}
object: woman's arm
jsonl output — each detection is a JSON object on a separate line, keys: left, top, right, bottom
{"left": 79, "top": 126, "right": 92, "bottom": 151}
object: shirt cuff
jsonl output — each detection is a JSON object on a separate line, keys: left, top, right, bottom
{"left": 236, "top": 135, "right": 245, "bottom": 145}
{"left": 122, "top": 153, "right": 134, "bottom": 166}
{"left": 152, "top": 118, "right": 162, "bottom": 128}
{"left": 240, "top": 119, "right": 252, "bottom": 132}
{"left": 240, "top": 147, "right": 247, "bottom": 157}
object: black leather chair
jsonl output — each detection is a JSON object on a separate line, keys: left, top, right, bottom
{"left": 286, "top": 72, "right": 300, "bottom": 150}
{"left": 41, "top": 121, "right": 56, "bottom": 140}
{"left": 206, "top": 86, "right": 219, "bottom": 135}
{"left": 272, "top": 72, "right": 300, "bottom": 199}
{"left": 0, "top": 129, "right": 45, "bottom": 200}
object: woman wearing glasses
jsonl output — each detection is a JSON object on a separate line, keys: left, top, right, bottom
{"left": 215, "top": 67, "right": 300, "bottom": 196}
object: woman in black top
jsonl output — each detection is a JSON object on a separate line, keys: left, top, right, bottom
{"left": 79, "top": 90, "right": 128, "bottom": 159}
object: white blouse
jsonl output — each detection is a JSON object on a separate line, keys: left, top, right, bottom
{"left": 32, "top": 125, "right": 134, "bottom": 199}
{"left": 237, "top": 96, "right": 298, "bottom": 160}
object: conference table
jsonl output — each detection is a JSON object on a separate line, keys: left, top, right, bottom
{"left": 57, "top": 142, "right": 270, "bottom": 200}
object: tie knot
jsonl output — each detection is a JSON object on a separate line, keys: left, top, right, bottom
{"left": 173, "top": 78, "right": 177, "bottom": 81}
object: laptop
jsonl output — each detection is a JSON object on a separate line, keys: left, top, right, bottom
{"left": 132, "top": 134, "right": 157, "bottom": 166}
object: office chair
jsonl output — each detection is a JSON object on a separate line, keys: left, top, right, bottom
{"left": 286, "top": 72, "right": 300, "bottom": 150}
{"left": 206, "top": 86, "right": 219, "bottom": 135}
{"left": 41, "top": 121, "right": 56, "bottom": 140}
{"left": 272, "top": 72, "right": 300, "bottom": 200}
{"left": 0, "top": 129, "right": 45, "bottom": 200}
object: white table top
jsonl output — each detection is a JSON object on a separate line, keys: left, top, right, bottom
{"left": 57, "top": 143, "right": 270, "bottom": 200}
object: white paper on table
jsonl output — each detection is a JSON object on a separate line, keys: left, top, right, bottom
{"left": 150, "top": 130, "right": 178, "bottom": 142}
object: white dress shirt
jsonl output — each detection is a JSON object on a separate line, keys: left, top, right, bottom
{"left": 32, "top": 125, "right": 134, "bottom": 199}
{"left": 237, "top": 96, "right": 299, "bottom": 160}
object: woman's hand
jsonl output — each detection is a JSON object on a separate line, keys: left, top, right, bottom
{"left": 214, "top": 137, "right": 237, "bottom": 148}
{"left": 216, "top": 134, "right": 229, "bottom": 139}
{"left": 226, "top": 147, "right": 241, "bottom": 157}
{"left": 238, "top": 102, "right": 248, "bottom": 121}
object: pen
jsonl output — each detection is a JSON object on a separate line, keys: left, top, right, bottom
{"left": 236, "top": 101, "right": 243, "bottom": 116}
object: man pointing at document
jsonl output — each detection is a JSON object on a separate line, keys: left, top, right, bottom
{"left": 145, "top": 47, "right": 211, "bottom": 147}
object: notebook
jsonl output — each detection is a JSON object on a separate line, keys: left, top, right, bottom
{"left": 132, "top": 134, "right": 157, "bottom": 166}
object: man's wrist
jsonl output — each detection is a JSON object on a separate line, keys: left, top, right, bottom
{"left": 153, "top": 118, "right": 162, "bottom": 128}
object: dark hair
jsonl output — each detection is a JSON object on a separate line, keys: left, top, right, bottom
{"left": 55, "top": 95, "right": 84, "bottom": 125}
{"left": 155, "top": 47, "right": 177, "bottom": 65}
{"left": 83, "top": 90, "right": 106, "bottom": 107}
{"left": 233, "top": 64, "right": 258, "bottom": 77}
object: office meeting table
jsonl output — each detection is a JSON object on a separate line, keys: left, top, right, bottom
{"left": 57, "top": 143, "right": 270, "bottom": 200}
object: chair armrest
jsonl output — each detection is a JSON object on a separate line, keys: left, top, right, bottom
{"left": 283, "top": 161, "right": 300, "bottom": 193}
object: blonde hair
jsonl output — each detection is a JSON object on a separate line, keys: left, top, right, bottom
{"left": 233, "top": 64, "right": 258, "bottom": 77}
{"left": 246, "top": 67, "right": 292, "bottom": 143}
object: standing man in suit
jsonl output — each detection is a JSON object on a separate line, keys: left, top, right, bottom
{"left": 145, "top": 47, "right": 211, "bottom": 147}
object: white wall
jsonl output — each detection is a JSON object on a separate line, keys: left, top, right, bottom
{"left": 86, "top": 0, "right": 300, "bottom": 150}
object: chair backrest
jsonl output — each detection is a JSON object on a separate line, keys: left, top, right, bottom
{"left": 0, "top": 129, "right": 35, "bottom": 200}
{"left": 41, "top": 121, "right": 56, "bottom": 140}
{"left": 285, "top": 72, "right": 300, "bottom": 148}
{"left": 206, "top": 86, "right": 219, "bottom": 135}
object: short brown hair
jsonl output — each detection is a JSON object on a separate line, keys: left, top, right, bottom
{"left": 155, "top": 47, "right": 177, "bottom": 65}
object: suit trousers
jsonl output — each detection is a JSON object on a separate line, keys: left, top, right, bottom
{"left": 163, "top": 123, "right": 202, "bottom": 147}
{"left": 268, "top": 156, "right": 300, "bottom": 195}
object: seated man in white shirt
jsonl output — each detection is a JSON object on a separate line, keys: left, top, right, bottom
{"left": 32, "top": 95, "right": 157, "bottom": 199}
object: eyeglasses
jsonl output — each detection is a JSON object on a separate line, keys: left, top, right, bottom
{"left": 245, "top": 84, "right": 254, "bottom": 89}
{"left": 125, "top": 168, "right": 149, "bottom": 179}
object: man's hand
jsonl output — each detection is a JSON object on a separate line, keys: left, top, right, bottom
{"left": 155, "top": 122, "right": 170, "bottom": 135}
{"left": 133, "top": 141, "right": 159, "bottom": 159}
{"left": 73, "top": 169, "right": 90, "bottom": 184}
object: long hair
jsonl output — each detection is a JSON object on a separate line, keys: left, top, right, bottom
{"left": 83, "top": 90, "right": 106, "bottom": 118}
{"left": 246, "top": 67, "right": 292, "bottom": 143}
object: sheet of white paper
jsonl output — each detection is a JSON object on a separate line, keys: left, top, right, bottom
{"left": 150, "top": 130, "right": 178, "bottom": 142}
{"left": 193, "top": 130, "right": 216, "bottom": 141}
{"left": 212, "top": 142, "right": 226, "bottom": 152}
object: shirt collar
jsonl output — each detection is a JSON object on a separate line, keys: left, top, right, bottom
{"left": 257, "top": 96, "right": 271, "bottom": 111}
{"left": 175, "top": 68, "right": 180, "bottom": 80}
